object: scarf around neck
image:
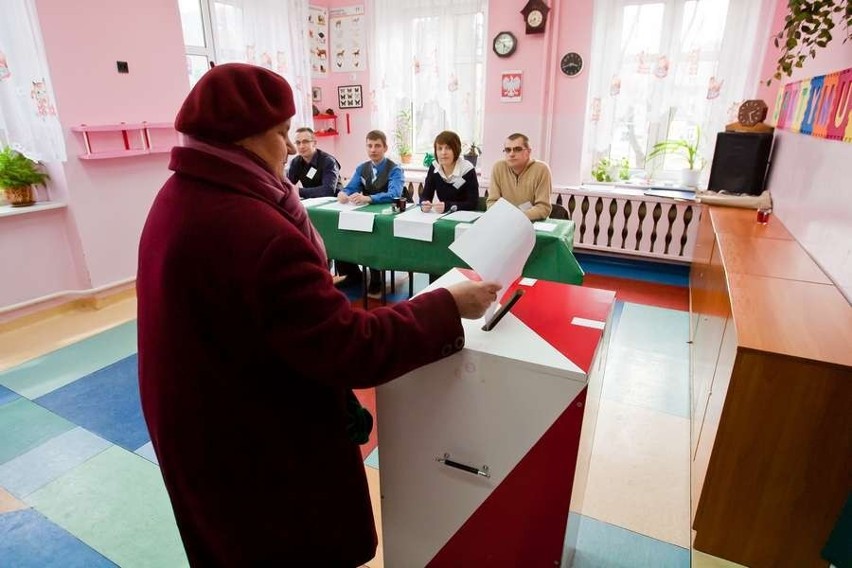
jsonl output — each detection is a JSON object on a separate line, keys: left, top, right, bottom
{"left": 181, "top": 137, "right": 327, "bottom": 261}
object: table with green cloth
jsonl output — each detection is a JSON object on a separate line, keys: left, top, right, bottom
{"left": 306, "top": 203, "right": 584, "bottom": 285}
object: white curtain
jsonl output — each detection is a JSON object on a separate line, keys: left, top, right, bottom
{"left": 210, "top": 0, "right": 313, "bottom": 131}
{"left": 369, "top": 0, "right": 487, "bottom": 157}
{"left": 581, "top": 0, "right": 763, "bottom": 180}
{"left": 0, "top": 0, "right": 66, "bottom": 162}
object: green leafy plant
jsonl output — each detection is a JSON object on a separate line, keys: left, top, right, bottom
{"left": 618, "top": 157, "right": 630, "bottom": 180}
{"left": 393, "top": 108, "right": 413, "bottom": 157}
{"left": 591, "top": 157, "right": 614, "bottom": 182}
{"left": 646, "top": 127, "right": 702, "bottom": 171}
{"left": 768, "top": 0, "right": 852, "bottom": 85}
{"left": 0, "top": 147, "right": 50, "bottom": 189}
{"left": 464, "top": 142, "right": 482, "bottom": 157}
{"left": 422, "top": 152, "right": 435, "bottom": 168}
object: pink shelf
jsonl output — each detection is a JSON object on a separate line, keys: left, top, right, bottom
{"left": 73, "top": 121, "right": 178, "bottom": 160}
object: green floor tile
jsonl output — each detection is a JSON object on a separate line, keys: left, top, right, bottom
{"left": 0, "top": 399, "right": 75, "bottom": 464}
{"left": 27, "top": 446, "right": 188, "bottom": 568}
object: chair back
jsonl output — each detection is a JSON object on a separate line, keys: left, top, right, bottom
{"left": 549, "top": 202, "right": 569, "bottom": 220}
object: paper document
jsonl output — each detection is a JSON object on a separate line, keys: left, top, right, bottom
{"left": 320, "top": 201, "right": 369, "bottom": 211}
{"left": 449, "top": 198, "right": 536, "bottom": 319}
{"left": 454, "top": 223, "right": 472, "bottom": 240}
{"left": 393, "top": 207, "right": 441, "bottom": 242}
{"left": 533, "top": 222, "right": 557, "bottom": 232}
{"left": 338, "top": 211, "right": 375, "bottom": 232}
{"left": 442, "top": 210, "right": 483, "bottom": 223}
{"left": 301, "top": 196, "right": 337, "bottom": 208}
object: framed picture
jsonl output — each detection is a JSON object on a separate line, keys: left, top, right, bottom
{"left": 338, "top": 84, "right": 363, "bottom": 109}
{"left": 312, "top": 87, "right": 322, "bottom": 103}
{"left": 500, "top": 70, "right": 523, "bottom": 103}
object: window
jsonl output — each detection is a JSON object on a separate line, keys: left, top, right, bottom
{"left": 177, "top": 0, "right": 313, "bottom": 130}
{"left": 370, "top": 0, "right": 487, "bottom": 159}
{"left": 582, "top": 0, "right": 763, "bottom": 182}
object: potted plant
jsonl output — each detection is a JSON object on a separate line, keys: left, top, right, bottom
{"left": 591, "top": 157, "right": 614, "bottom": 182}
{"left": 0, "top": 147, "right": 50, "bottom": 207}
{"left": 646, "top": 127, "right": 703, "bottom": 187}
{"left": 463, "top": 142, "right": 482, "bottom": 167}
{"left": 393, "top": 108, "right": 413, "bottom": 164}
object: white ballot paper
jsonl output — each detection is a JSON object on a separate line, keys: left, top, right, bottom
{"left": 320, "top": 201, "right": 369, "bottom": 212}
{"left": 442, "top": 210, "right": 483, "bottom": 223}
{"left": 393, "top": 207, "right": 441, "bottom": 242}
{"left": 449, "top": 198, "right": 535, "bottom": 320}
{"left": 338, "top": 211, "right": 375, "bottom": 232}
{"left": 301, "top": 196, "right": 337, "bottom": 208}
{"left": 533, "top": 221, "right": 557, "bottom": 232}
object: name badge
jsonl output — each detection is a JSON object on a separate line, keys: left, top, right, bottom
{"left": 306, "top": 167, "right": 317, "bottom": 180}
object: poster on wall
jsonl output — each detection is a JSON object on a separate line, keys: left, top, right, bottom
{"left": 309, "top": 6, "right": 329, "bottom": 77}
{"left": 501, "top": 70, "right": 523, "bottom": 103}
{"left": 338, "top": 84, "right": 363, "bottom": 109}
{"left": 330, "top": 5, "right": 366, "bottom": 73}
{"left": 771, "top": 65, "right": 852, "bottom": 143}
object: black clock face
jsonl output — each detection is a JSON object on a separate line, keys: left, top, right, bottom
{"left": 560, "top": 52, "right": 584, "bottom": 77}
{"left": 493, "top": 32, "right": 517, "bottom": 58}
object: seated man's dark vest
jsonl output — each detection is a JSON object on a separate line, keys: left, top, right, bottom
{"left": 359, "top": 159, "right": 398, "bottom": 196}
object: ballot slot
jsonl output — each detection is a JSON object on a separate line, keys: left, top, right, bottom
{"left": 481, "top": 289, "right": 525, "bottom": 332}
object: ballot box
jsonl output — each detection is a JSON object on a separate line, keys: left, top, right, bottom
{"left": 376, "top": 268, "right": 616, "bottom": 567}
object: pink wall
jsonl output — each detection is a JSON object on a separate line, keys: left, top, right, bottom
{"left": 755, "top": 3, "right": 852, "bottom": 300}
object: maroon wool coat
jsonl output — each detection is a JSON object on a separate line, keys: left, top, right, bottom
{"left": 137, "top": 144, "right": 464, "bottom": 566}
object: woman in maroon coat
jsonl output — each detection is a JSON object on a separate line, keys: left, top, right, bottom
{"left": 137, "top": 63, "right": 498, "bottom": 567}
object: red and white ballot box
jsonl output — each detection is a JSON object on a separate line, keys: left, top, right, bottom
{"left": 376, "top": 268, "right": 616, "bottom": 567}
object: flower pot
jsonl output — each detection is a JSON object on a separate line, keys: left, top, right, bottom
{"left": 4, "top": 185, "right": 36, "bottom": 207}
{"left": 681, "top": 169, "right": 700, "bottom": 188}
{"left": 464, "top": 153, "right": 478, "bottom": 167}
{"left": 400, "top": 154, "right": 412, "bottom": 164}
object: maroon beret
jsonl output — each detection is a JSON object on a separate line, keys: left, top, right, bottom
{"left": 175, "top": 63, "right": 296, "bottom": 143}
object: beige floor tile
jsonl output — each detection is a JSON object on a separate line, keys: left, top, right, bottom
{"left": 0, "top": 485, "right": 28, "bottom": 513}
{"left": 0, "top": 298, "right": 136, "bottom": 372}
{"left": 579, "top": 398, "right": 691, "bottom": 548}
{"left": 364, "top": 465, "right": 384, "bottom": 568}
{"left": 692, "top": 550, "right": 748, "bottom": 567}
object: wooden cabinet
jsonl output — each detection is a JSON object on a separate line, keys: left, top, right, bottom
{"left": 690, "top": 206, "right": 852, "bottom": 567}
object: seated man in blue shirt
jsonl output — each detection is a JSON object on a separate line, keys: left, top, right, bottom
{"left": 337, "top": 130, "right": 405, "bottom": 295}
{"left": 286, "top": 127, "right": 342, "bottom": 198}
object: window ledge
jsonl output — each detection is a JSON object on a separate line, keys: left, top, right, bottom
{"left": 0, "top": 201, "right": 67, "bottom": 219}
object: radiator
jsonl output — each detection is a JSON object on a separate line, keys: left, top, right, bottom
{"left": 402, "top": 175, "right": 699, "bottom": 263}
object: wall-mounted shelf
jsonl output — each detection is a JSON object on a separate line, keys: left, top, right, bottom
{"left": 313, "top": 113, "right": 339, "bottom": 137}
{"left": 71, "top": 122, "right": 178, "bottom": 160}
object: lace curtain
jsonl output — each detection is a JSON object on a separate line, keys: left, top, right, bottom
{"left": 0, "top": 0, "right": 66, "bottom": 162}
{"left": 210, "top": 0, "right": 314, "bottom": 131}
{"left": 581, "top": 0, "right": 763, "bottom": 181}
{"left": 369, "top": 0, "right": 487, "bottom": 157}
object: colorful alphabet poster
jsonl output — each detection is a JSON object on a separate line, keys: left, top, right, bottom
{"left": 771, "top": 66, "right": 852, "bottom": 143}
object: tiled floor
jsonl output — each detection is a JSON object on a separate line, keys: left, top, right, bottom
{"left": 0, "top": 260, "right": 720, "bottom": 567}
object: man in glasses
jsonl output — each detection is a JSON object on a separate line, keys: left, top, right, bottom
{"left": 286, "top": 127, "right": 343, "bottom": 198}
{"left": 486, "top": 133, "right": 552, "bottom": 220}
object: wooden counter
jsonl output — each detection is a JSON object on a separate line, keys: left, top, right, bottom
{"left": 690, "top": 206, "right": 852, "bottom": 568}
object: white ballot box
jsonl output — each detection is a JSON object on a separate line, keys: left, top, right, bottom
{"left": 376, "top": 268, "right": 616, "bottom": 567}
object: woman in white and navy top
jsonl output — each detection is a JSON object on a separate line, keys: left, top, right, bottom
{"left": 420, "top": 130, "right": 479, "bottom": 212}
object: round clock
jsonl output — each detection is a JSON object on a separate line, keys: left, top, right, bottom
{"left": 492, "top": 31, "right": 517, "bottom": 58}
{"left": 737, "top": 99, "right": 768, "bottom": 127}
{"left": 527, "top": 10, "right": 544, "bottom": 29}
{"left": 560, "top": 52, "right": 584, "bottom": 77}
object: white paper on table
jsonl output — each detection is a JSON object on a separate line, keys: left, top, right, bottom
{"left": 449, "top": 198, "right": 536, "bottom": 320}
{"left": 454, "top": 223, "right": 473, "bottom": 240}
{"left": 442, "top": 210, "right": 483, "bottom": 222}
{"left": 533, "top": 221, "right": 557, "bottom": 232}
{"left": 338, "top": 211, "right": 375, "bottom": 232}
{"left": 301, "top": 196, "right": 337, "bottom": 208}
{"left": 392, "top": 207, "right": 441, "bottom": 242}
{"left": 319, "top": 201, "right": 369, "bottom": 212}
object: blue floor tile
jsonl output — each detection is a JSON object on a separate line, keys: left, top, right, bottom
{"left": 0, "top": 508, "right": 117, "bottom": 568}
{"left": 564, "top": 513, "right": 689, "bottom": 568}
{"left": 0, "top": 427, "right": 111, "bottom": 498}
{"left": 364, "top": 447, "right": 379, "bottom": 469}
{"left": 34, "top": 355, "right": 149, "bottom": 452}
{"left": 575, "top": 253, "right": 689, "bottom": 287}
{"left": 0, "top": 384, "right": 19, "bottom": 406}
{"left": 0, "top": 321, "right": 137, "bottom": 399}
{"left": 134, "top": 441, "right": 159, "bottom": 465}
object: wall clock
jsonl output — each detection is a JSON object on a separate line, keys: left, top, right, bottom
{"left": 493, "top": 31, "right": 517, "bottom": 58}
{"left": 560, "top": 52, "right": 584, "bottom": 77}
{"left": 521, "top": 0, "right": 550, "bottom": 34}
{"left": 737, "top": 99, "right": 768, "bottom": 127}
